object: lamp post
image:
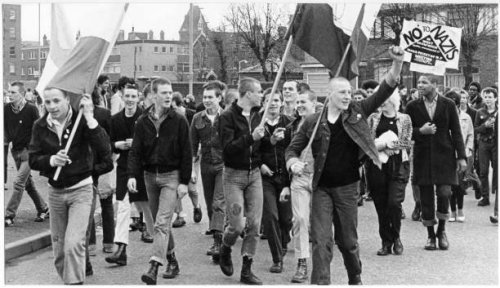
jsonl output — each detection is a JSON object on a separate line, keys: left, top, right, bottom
{"left": 238, "top": 59, "right": 248, "bottom": 82}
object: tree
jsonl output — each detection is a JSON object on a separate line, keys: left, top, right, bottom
{"left": 378, "top": 4, "right": 431, "bottom": 45}
{"left": 211, "top": 27, "right": 230, "bottom": 83}
{"left": 224, "top": 3, "right": 288, "bottom": 81}
{"left": 441, "top": 4, "right": 497, "bottom": 85}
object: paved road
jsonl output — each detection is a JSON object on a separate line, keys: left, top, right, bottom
{"left": 5, "top": 180, "right": 498, "bottom": 285}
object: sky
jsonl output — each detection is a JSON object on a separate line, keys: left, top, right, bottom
{"left": 19, "top": 1, "right": 296, "bottom": 43}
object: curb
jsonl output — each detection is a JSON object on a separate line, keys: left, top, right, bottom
{"left": 5, "top": 230, "right": 52, "bottom": 261}
{"left": 5, "top": 213, "right": 102, "bottom": 262}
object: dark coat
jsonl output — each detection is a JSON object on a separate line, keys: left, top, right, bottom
{"left": 406, "top": 95, "right": 466, "bottom": 185}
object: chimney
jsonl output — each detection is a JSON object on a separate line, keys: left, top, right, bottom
{"left": 117, "top": 30, "right": 125, "bottom": 41}
{"left": 160, "top": 30, "right": 165, "bottom": 40}
{"left": 132, "top": 26, "right": 135, "bottom": 32}
{"left": 43, "top": 34, "right": 48, "bottom": 46}
{"left": 148, "top": 30, "right": 154, "bottom": 40}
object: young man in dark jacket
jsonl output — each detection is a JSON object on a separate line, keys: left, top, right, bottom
{"left": 217, "top": 77, "right": 265, "bottom": 285}
{"left": 4, "top": 81, "right": 48, "bottom": 226}
{"left": 258, "top": 88, "right": 293, "bottom": 274}
{"left": 128, "top": 78, "right": 192, "bottom": 285}
{"left": 191, "top": 81, "right": 226, "bottom": 261}
{"left": 29, "top": 89, "right": 112, "bottom": 284}
{"left": 406, "top": 75, "right": 467, "bottom": 251}
{"left": 285, "top": 46, "right": 404, "bottom": 285}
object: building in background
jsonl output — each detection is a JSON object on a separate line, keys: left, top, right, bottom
{"left": 3, "top": 4, "right": 22, "bottom": 89}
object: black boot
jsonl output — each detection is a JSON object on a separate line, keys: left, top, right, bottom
{"left": 219, "top": 244, "right": 233, "bottom": 276}
{"left": 393, "top": 238, "right": 404, "bottom": 255}
{"left": 141, "top": 260, "right": 161, "bottom": 285}
{"left": 105, "top": 243, "right": 127, "bottom": 266}
{"left": 376, "top": 242, "right": 392, "bottom": 256}
{"left": 130, "top": 217, "right": 141, "bottom": 231}
{"left": 212, "top": 232, "right": 222, "bottom": 263}
{"left": 162, "top": 252, "right": 180, "bottom": 279}
{"left": 240, "top": 256, "right": 263, "bottom": 285}
{"left": 291, "top": 258, "right": 308, "bottom": 283}
{"left": 348, "top": 274, "right": 362, "bottom": 285}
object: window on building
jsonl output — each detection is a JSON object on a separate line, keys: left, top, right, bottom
{"left": 9, "top": 46, "right": 15, "bottom": 58}
{"left": 29, "top": 51, "right": 36, "bottom": 59}
{"left": 154, "top": 65, "right": 159, "bottom": 72}
{"left": 27, "top": 66, "right": 33, "bottom": 75}
{"left": 9, "top": 27, "right": 16, "bottom": 39}
{"left": 162, "top": 65, "right": 167, "bottom": 71}
{"left": 139, "top": 65, "right": 142, "bottom": 71}
{"left": 170, "top": 47, "right": 174, "bottom": 53}
{"left": 162, "top": 47, "right": 166, "bottom": 53}
{"left": 40, "top": 50, "right": 47, "bottom": 59}
{"left": 9, "top": 63, "right": 15, "bottom": 74}
{"left": 169, "top": 65, "right": 174, "bottom": 71}
{"left": 154, "top": 46, "right": 159, "bottom": 53}
{"left": 9, "top": 9, "right": 16, "bottom": 20}
{"left": 21, "top": 67, "right": 25, "bottom": 75}
{"left": 177, "top": 63, "right": 189, "bottom": 73}
{"left": 21, "top": 51, "right": 24, "bottom": 60}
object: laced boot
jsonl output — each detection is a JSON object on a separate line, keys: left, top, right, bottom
{"left": 212, "top": 232, "right": 222, "bottom": 263}
{"left": 219, "top": 244, "right": 233, "bottom": 276}
{"left": 105, "top": 243, "right": 127, "bottom": 266}
{"left": 240, "top": 256, "right": 263, "bottom": 285}
{"left": 291, "top": 258, "right": 308, "bottom": 283}
{"left": 141, "top": 260, "right": 161, "bottom": 285}
{"left": 162, "top": 252, "right": 180, "bottom": 279}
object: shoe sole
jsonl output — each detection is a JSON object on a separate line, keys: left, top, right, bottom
{"left": 141, "top": 275, "right": 156, "bottom": 285}
{"left": 162, "top": 272, "right": 179, "bottom": 279}
{"left": 291, "top": 278, "right": 308, "bottom": 283}
{"left": 105, "top": 258, "right": 127, "bottom": 266}
{"left": 424, "top": 246, "right": 437, "bottom": 251}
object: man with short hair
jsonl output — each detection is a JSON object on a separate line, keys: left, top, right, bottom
{"left": 218, "top": 77, "right": 265, "bottom": 285}
{"left": 29, "top": 89, "right": 112, "bottom": 284}
{"left": 191, "top": 81, "right": 226, "bottom": 261}
{"left": 406, "top": 74, "right": 467, "bottom": 251}
{"left": 285, "top": 47, "right": 404, "bottom": 285}
{"left": 128, "top": 78, "right": 192, "bottom": 285}
{"left": 4, "top": 81, "right": 49, "bottom": 227}
{"left": 282, "top": 80, "right": 299, "bottom": 117}
{"left": 468, "top": 81, "right": 485, "bottom": 111}
{"left": 282, "top": 89, "right": 317, "bottom": 283}
{"left": 111, "top": 76, "right": 135, "bottom": 115}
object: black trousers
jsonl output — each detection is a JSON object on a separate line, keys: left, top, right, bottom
{"left": 367, "top": 159, "right": 408, "bottom": 245}
{"left": 261, "top": 174, "right": 293, "bottom": 263}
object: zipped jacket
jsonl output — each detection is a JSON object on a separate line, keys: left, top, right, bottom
{"left": 191, "top": 109, "right": 223, "bottom": 165}
{"left": 29, "top": 108, "right": 112, "bottom": 188}
{"left": 218, "top": 102, "right": 262, "bottom": 170}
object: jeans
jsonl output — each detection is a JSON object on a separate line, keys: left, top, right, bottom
{"left": 144, "top": 170, "right": 178, "bottom": 266}
{"left": 450, "top": 185, "right": 465, "bottom": 211}
{"left": 262, "top": 174, "right": 293, "bottom": 263}
{"left": 222, "top": 167, "right": 263, "bottom": 257}
{"left": 5, "top": 148, "right": 47, "bottom": 219}
{"left": 89, "top": 195, "right": 115, "bottom": 246}
{"left": 310, "top": 182, "right": 361, "bottom": 285}
{"left": 49, "top": 183, "right": 94, "bottom": 284}
{"left": 290, "top": 172, "right": 313, "bottom": 259}
{"left": 478, "top": 140, "right": 498, "bottom": 199}
{"left": 419, "top": 185, "right": 451, "bottom": 226}
{"left": 174, "top": 179, "right": 198, "bottom": 218}
{"left": 200, "top": 162, "right": 225, "bottom": 232}
{"left": 114, "top": 193, "right": 131, "bottom": 245}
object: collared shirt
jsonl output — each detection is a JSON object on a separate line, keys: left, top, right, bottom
{"left": 10, "top": 98, "right": 26, "bottom": 114}
{"left": 46, "top": 107, "right": 73, "bottom": 141}
{"left": 423, "top": 94, "right": 438, "bottom": 120}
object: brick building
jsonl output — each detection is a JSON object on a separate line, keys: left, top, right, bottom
{"left": 2, "top": 4, "right": 21, "bottom": 89}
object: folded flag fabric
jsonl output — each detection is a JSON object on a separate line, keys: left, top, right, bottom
{"left": 37, "top": 3, "right": 129, "bottom": 109}
{"left": 287, "top": 3, "right": 380, "bottom": 79}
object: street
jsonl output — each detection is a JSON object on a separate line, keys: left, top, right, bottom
{"left": 4, "top": 180, "right": 498, "bottom": 285}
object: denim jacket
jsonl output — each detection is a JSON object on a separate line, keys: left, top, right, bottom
{"left": 285, "top": 80, "right": 396, "bottom": 191}
{"left": 191, "top": 109, "right": 224, "bottom": 165}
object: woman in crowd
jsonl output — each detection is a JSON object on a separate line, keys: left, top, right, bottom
{"left": 366, "top": 89, "right": 412, "bottom": 255}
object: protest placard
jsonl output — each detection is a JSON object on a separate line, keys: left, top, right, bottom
{"left": 400, "top": 20, "right": 462, "bottom": 75}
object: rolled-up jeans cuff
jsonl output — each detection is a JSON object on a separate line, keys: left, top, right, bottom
{"left": 422, "top": 218, "right": 437, "bottom": 227}
{"left": 150, "top": 256, "right": 165, "bottom": 266}
{"left": 436, "top": 211, "right": 449, "bottom": 220}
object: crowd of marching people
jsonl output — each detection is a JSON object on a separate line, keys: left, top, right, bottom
{"left": 3, "top": 46, "right": 498, "bottom": 285}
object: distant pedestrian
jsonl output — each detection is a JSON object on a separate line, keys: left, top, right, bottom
{"left": 4, "top": 81, "right": 49, "bottom": 227}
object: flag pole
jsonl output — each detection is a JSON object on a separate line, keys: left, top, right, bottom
{"left": 300, "top": 41, "right": 351, "bottom": 162}
{"left": 259, "top": 35, "right": 294, "bottom": 127}
{"left": 53, "top": 107, "right": 84, "bottom": 181}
